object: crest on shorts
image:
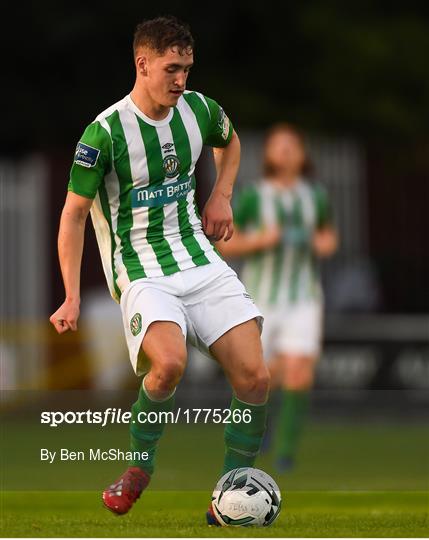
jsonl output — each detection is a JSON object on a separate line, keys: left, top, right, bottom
{"left": 130, "top": 313, "right": 142, "bottom": 336}
{"left": 163, "top": 155, "right": 180, "bottom": 178}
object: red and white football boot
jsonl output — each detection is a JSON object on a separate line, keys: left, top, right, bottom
{"left": 102, "top": 466, "right": 150, "bottom": 515}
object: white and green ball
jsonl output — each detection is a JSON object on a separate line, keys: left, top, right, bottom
{"left": 211, "top": 467, "right": 282, "bottom": 527}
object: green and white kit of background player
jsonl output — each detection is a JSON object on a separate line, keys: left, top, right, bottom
{"left": 68, "top": 91, "right": 264, "bottom": 476}
{"left": 234, "top": 179, "right": 332, "bottom": 358}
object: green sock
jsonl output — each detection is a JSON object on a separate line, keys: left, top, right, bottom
{"left": 223, "top": 396, "right": 267, "bottom": 474}
{"left": 261, "top": 390, "right": 282, "bottom": 448}
{"left": 275, "top": 390, "right": 309, "bottom": 460}
{"left": 129, "top": 380, "right": 175, "bottom": 475}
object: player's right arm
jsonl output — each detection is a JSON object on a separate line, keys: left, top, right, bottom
{"left": 50, "top": 121, "right": 111, "bottom": 334}
{"left": 50, "top": 193, "right": 92, "bottom": 334}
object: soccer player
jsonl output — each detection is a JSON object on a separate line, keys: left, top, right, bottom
{"left": 49, "top": 16, "right": 269, "bottom": 522}
{"left": 217, "top": 123, "right": 338, "bottom": 471}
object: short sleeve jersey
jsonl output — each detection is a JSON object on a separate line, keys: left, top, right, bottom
{"left": 68, "top": 91, "right": 233, "bottom": 301}
{"left": 234, "top": 179, "right": 333, "bottom": 306}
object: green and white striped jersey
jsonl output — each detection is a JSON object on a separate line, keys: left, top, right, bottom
{"left": 234, "top": 179, "right": 332, "bottom": 306}
{"left": 68, "top": 91, "right": 233, "bottom": 302}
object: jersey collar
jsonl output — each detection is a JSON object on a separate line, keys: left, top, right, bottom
{"left": 126, "top": 94, "right": 174, "bottom": 127}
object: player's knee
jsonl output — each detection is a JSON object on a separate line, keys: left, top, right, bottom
{"left": 152, "top": 353, "right": 186, "bottom": 391}
{"left": 234, "top": 368, "right": 270, "bottom": 403}
{"left": 257, "top": 368, "right": 270, "bottom": 391}
{"left": 285, "top": 366, "right": 314, "bottom": 390}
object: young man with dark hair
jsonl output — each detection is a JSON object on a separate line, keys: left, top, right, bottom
{"left": 50, "top": 16, "right": 269, "bottom": 523}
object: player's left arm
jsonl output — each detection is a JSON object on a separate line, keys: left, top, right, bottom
{"left": 312, "top": 184, "right": 339, "bottom": 258}
{"left": 201, "top": 97, "right": 239, "bottom": 242}
{"left": 203, "top": 130, "right": 240, "bottom": 241}
{"left": 313, "top": 227, "right": 338, "bottom": 257}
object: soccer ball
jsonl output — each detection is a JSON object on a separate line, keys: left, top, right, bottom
{"left": 211, "top": 467, "right": 282, "bottom": 526}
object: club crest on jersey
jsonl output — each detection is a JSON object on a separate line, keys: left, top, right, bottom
{"left": 163, "top": 155, "right": 180, "bottom": 178}
{"left": 218, "top": 108, "right": 230, "bottom": 141}
{"left": 130, "top": 313, "right": 142, "bottom": 336}
{"left": 74, "top": 142, "right": 100, "bottom": 168}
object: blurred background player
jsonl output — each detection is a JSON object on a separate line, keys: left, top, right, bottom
{"left": 218, "top": 123, "right": 338, "bottom": 471}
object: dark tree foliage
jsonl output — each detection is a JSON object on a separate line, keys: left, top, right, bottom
{"left": 3, "top": 1, "right": 429, "bottom": 153}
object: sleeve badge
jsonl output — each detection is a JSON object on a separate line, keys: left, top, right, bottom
{"left": 74, "top": 142, "right": 100, "bottom": 168}
{"left": 218, "top": 108, "right": 231, "bottom": 141}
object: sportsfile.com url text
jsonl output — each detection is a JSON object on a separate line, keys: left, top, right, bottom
{"left": 40, "top": 408, "right": 252, "bottom": 427}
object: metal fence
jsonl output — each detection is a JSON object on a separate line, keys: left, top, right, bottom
{"left": 0, "top": 156, "right": 48, "bottom": 389}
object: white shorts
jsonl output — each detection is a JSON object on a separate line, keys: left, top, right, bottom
{"left": 120, "top": 260, "right": 263, "bottom": 375}
{"left": 260, "top": 302, "right": 323, "bottom": 359}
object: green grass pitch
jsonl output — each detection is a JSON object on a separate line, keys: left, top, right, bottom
{"left": 1, "top": 491, "right": 427, "bottom": 537}
{"left": 1, "top": 422, "right": 428, "bottom": 536}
